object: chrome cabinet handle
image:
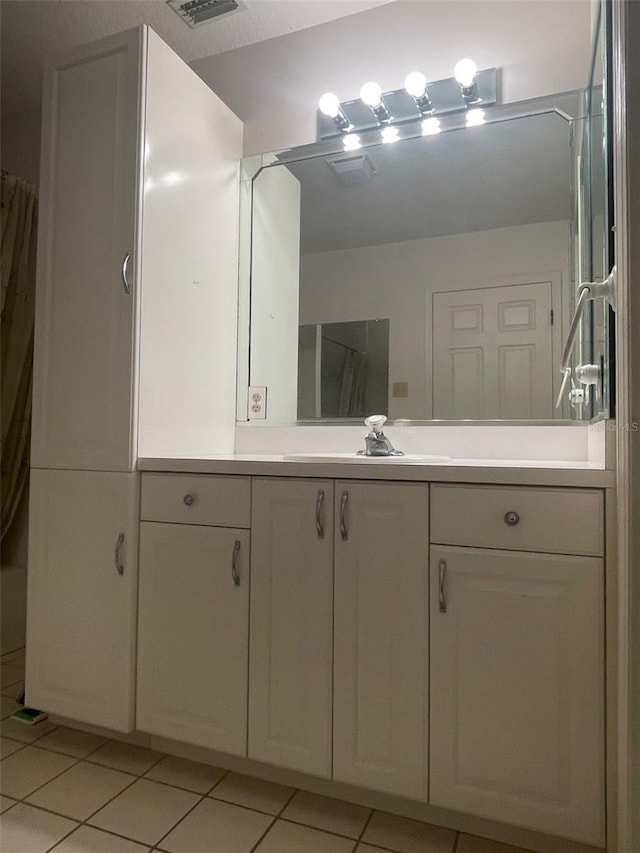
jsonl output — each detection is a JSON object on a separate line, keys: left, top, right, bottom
{"left": 340, "top": 491, "right": 349, "bottom": 541}
{"left": 438, "top": 559, "right": 447, "bottom": 613}
{"left": 504, "top": 511, "right": 520, "bottom": 527}
{"left": 183, "top": 494, "right": 195, "bottom": 507}
{"left": 115, "top": 533, "right": 125, "bottom": 576}
{"left": 231, "top": 540, "right": 241, "bottom": 586}
{"left": 315, "top": 490, "right": 325, "bottom": 539}
{"left": 121, "top": 253, "right": 131, "bottom": 294}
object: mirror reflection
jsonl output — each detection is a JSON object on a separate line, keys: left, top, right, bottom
{"left": 246, "top": 97, "right": 594, "bottom": 422}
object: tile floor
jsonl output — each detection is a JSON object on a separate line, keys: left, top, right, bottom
{"left": 0, "top": 649, "right": 537, "bottom": 853}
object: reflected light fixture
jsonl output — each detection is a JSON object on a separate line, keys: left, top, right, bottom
{"left": 319, "top": 92, "right": 353, "bottom": 132}
{"left": 381, "top": 126, "right": 400, "bottom": 144}
{"left": 466, "top": 108, "right": 486, "bottom": 127}
{"left": 404, "top": 71, "right": 433, "bottom": 115}
{"left": 343, "top": 133, "right": 362, "bottom": 152}
{"left": 421, "top": 117, "right": 441, "bottom": 135}
{"left": 360, "top": 81, "right": 392, "bottom": 124}
{"left": 454, "top": 58, "right": 479, "bottom": 103}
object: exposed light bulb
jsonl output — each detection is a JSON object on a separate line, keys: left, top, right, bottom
{"left": 422, "top": 117, "right": 441, "bottom": 136}
{"left": 404, "top": 71, "right": 427, "bottom": 99}
{"left": 466, "top": 108, "right": 485, "bottom": 127}
{"left": 343, "top": 134, "right": 361, "bottom": 152}
{"left": 360, "top": 81, "right": 382, "bottom": 108}
{"left": 381, "top": 126, "right": 400, "bottom": 144}
{"left": 454, "top": 58, "right": 478, "bottom": 89}
{"left": 319, "top": 92, "right": 340, "bottom": 118}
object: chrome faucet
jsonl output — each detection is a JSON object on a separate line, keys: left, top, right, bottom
{"left": 357, "top": 415, "right": 404, "bottom": 457}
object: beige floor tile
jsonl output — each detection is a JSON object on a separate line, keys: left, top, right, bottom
{"left": 0, "top": 664, "right": 25, "bottom": 688}
{"left": 87, "top": 740, "right": 165, "bottom": 775}
{"left": 456, "top": 834, "right": 536, "bottom": 853}
{"left": 362, "top": 812, "right": 457, "bottom": 853}
{"left": 50, "top": 824, "right": 153, "bottom": 852}
{"left": 0, "top": 695, "right": 22, "bottom": 719}
{"left": 255, "top": 819, "right": 356, "bottom": 852}
{"left": 357, "top": 846, "right": 394, "bottom": 852}
{"left": 282, "top": 790, "right": 371, "bottom": 839}
{"left": 0, "top": 715, "right": 57, "bottom": 744}
{"left": 0, "top": 745, "right": 76, "bottom": 798}
{"left": 1, "top": 735, "right": 25, "bottom": 758}
{"left": 0, "top": 802, "right": 78, "bottom": 853}
{"left": 208, "top": 771, "right": 294, "bottom": 815}
{"left": 159, "top": 797, "right": 273, "bottom": 853}
{"left": 1, "top": 794, "right": 17, "bottom": 813}
{"left": 35, "top": 726, "right": 108, "bottom": 758}
{"left": 145, "top": 754, "right": 227, "bottom": 794}
{"left": 89, "top": 778, "right": 200, "bottom": 846}
{"left": 26, "top": 759, "right": 136, "bottom": 821}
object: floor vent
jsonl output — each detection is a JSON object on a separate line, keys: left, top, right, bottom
{"left": 167, "top": 0, "right": 244, "bottom": 28}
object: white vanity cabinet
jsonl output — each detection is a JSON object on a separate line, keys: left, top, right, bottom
{"left": 136, "top": 474, "right": 251, "bottom": 755}
{"left": 429, "top": 485, "right": 605, "bottom": 846}
{"left": 26, "top": 469, "right": 139, "bottom": 732}
{"left": 31, "top": 25, "right": 242, "bottom": 470}
{"left": 333, "top": 481, "right": 430, "bottom": 799}
{"left": 249, "top": 478, "right": 334, "bottom": 776}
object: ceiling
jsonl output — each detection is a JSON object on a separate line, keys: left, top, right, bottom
{"left": 0, "top": 0, "right": 396, "bottom": 116}
{"left": 279, "top": 110, "right": 573, "bottom": 253}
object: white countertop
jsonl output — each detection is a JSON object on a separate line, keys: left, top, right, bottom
{"left": 138, "top": 455, "right": 615, "bottom": 488}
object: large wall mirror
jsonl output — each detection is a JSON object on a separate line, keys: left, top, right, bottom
{"left": 238, "top": 79, "right": 611, "bottom": 424}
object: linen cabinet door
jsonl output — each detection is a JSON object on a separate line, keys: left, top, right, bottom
{"left": 249, "top": 478, "right": 334, "bottom": 776}
{"left": 137, "top": 523, "right": 249, "bottom": 755}
{"left": 31, "top": 28, "right": 142, "bottom": 471}
{"left": 333, "top": 481, "right": 429, "bottom": 799}
{"left": 26, "top": 469, "right": 139, "bottom": 731}
{"left": 429, "top": 545, "right": 605, "bottom": 846}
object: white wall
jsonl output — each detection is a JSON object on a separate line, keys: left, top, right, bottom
{"left": 299, "top": 220, "right": 570, "bottom": 419}
{"left": 192, "top": 0, "right": 592, "bottom": 156}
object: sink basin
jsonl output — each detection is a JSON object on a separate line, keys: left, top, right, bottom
{"left": 283, "top": 452, "right": 451, "bottom": 464}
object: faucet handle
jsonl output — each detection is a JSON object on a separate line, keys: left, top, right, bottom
{"left": 364, "top": 414, "right": 387, "bottom": 434}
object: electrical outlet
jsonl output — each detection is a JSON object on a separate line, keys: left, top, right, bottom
{"left": 248, "top": 386, "right": 267, "bottom": 419}
{"left": 392, "top": 381, "right": 409, "bottom": 398}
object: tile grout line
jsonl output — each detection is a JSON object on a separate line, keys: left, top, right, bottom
{"left": 243, "top": 782, "right": 299, "bottom": 853}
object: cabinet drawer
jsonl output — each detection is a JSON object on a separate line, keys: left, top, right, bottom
{"left": 431, "top": 485, "right": 603, "bottom": 556}
{"left": 141, "top": 473, "right": 250, "bottom": 528}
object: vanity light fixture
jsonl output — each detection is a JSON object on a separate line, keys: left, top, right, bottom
{"left": 381, "top": 126, "right": 400, "bottom": 144}
{"left": 316, "top": 64, "right": 497, "bottom": 141}
{"left": 421, "top": 117, "right": 441, "bottom": 135}
{"left": 454, "top": 57, "right": 480, "bottom": 103}
{"left": 360, "top": 81, "right": 392, "bottom": 124}
{"left": 466, "top": 108, "right": 486, "bottom": 127}
{"left": 319, "top": 92, "right": 353, "bottom": 133}
{"left": 404, "top": 71, "right": 434, "bottom": 115}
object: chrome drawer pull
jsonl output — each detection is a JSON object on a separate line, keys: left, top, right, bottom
{"left": 231, "top": 540, "right": 241, "bottom": 586}
{"left": 438, "top": 559, "right": 447, "bottom": 613}
{"left": 315, "top": 489, "right": 325, "bottom": 539}
{"left": 121, "top": 253, "right": 131, "bottom": 294}
{"left": 115, "top": 533, "right": 125, "bottom": 576}
{"left": 183, "top": 494, "right": 195, "bottom": 506}
{"left": 504, "top": 511, "right": 520, "bottom": 527}
{"left": 340, "top": 491, "right": 349, "bottom": 541}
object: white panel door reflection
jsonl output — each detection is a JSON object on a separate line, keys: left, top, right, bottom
{"left": 432, "top": 280, "right": 554, "bottom": 419}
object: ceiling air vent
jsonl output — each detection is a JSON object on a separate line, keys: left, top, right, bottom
{"left": 167, "top": 0, "right": 245, "bottom": 28}
{"left": 326, "top": 153, "right": 378, "bottom": 187}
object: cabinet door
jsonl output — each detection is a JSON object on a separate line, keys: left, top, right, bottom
{"left": 430, "top": 545, "right": 604, "bottom": 846}
{"left": 26, "top": 469, "right": 139, "bottom": 731}
{"left": 334, "top": 481, "right": 429, "bottom": 799}
{"left": 31, "top": 28, "right": 142, "bottom": 471}
{"left": 137, "top": 523, "right": 249, "bottom": 755}
{"left": 249, "top": 479, "right": 333, "bottom": 776}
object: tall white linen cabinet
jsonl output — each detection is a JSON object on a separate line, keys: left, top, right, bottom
{"left": 26, "top": 26, "right": 243, "bottom": 731}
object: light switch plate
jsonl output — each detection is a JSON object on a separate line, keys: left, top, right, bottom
{"left": 248, "top": 386, "right": 267, "bottom": 419}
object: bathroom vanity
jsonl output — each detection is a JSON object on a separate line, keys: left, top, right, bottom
{"left": 24, "top": 12, "right": 617, "bottom": 853}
